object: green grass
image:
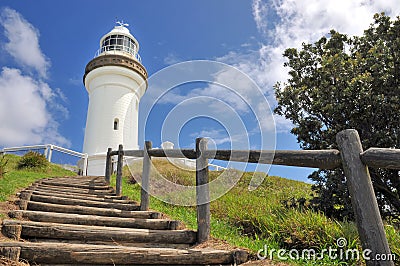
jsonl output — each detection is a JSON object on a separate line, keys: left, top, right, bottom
{"left": 0, "top": 154, "right": 75, "bottom": 202}
{"left": 115, "top": 159, "right": 399, "bottom": 265}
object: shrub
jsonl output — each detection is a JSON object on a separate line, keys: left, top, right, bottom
{"left": 0, "top": 154, "right": 8, "bottom": 178}
{"left": 17, "top": 151, "right": 49, "bottom": 170}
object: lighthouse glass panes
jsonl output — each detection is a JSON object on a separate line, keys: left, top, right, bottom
{"left": 101, "top": 35, "right": 137, "bottom": 56}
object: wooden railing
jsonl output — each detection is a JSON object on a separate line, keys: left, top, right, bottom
{"left": 105, "top": 129, "right": 400, "bottom": 266}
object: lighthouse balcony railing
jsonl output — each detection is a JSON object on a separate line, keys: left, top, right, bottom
{"left": 94, "top": 45, "right": 142, "bottom": 63}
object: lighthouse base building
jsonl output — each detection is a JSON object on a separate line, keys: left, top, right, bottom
{"left": 82, "top": 23, "right": 147, "bottom": 176}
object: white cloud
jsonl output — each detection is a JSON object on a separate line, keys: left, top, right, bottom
{"left": 0, "top": 8, "right": 69, "bottom": 148}
{"left": 252, "top": 0, "right": 269, "bottom": 36}
{"left": 158, "top": 81, "right": 252, "bottom": 114}
{"left": 272, "top": 114, "right": 293, "bottom": 133}
{"left": 190, "top": 129, "right": 231, "bottom": 145}
{"left": 55, "top": 87, "right": 68, "bottom": 103}
{"left": 268, "top": 0, "right": 399, "bottom": 47}
{"left": 163, "top": 52, "right": 182, "bottom": 65}
{"left": 0, "top": 67, "right": 69, "bottom": 147}
{"left": 0, "top": 7, "right": 50, "bottom": 78}
{"left": 68, "top": 77, "right": 82, "bottom": 86}
{"left": 140, "top": 60, "right": 276, "bottom": 152}
{"left": 141, "top": 1, "right": 399, "bottom": 149}
{"left": 217, "top": 0, "right": 400, "bottom": 133}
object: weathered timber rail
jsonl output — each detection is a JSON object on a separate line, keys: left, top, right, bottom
{"left": 107, "top": 129, "right": 399, "bottom": 266}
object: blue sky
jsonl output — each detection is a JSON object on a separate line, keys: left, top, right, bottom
{"left": 0, "top": 1, "right": 398, "bottom": 182}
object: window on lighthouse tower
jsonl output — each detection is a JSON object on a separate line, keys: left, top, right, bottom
{"left": 113, "top": 118, "right": 119, "bottom": 130}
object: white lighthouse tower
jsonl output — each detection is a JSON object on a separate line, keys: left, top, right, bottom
{"left": 83, "top": 22, "right": 147, "bottom": 175}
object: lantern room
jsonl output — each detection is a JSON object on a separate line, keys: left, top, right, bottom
{"left": 96, "top": 22, "right": 141, "bottom": 62}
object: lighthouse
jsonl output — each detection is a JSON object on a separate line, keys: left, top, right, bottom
{"left": 83, "top": 22, "right": 147, "bottom": 175}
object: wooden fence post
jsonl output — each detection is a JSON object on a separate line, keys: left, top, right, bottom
{"left": 116, "top": 144, "right": 124, "bottom": 197}
{"left": 196, "top": 137, "right": 210, "bottom": 244}
{"left": 105, "top": 148, "right": 112, "bottom": 184}
{"left": 336, "top": 129, "right": 393, "bottom": 266}
{"left": 140, "top": 141, "right": 152, "bottom": 211}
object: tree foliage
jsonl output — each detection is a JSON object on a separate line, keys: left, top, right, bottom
{"left": 274, "top": 13, "right": 400, "bottom": 220}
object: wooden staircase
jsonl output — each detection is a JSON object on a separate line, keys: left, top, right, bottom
{"left": 0, "top": 176, "right": 248, "bottom": 265}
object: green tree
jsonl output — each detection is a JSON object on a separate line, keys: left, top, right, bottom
{"left": 274, "top": 13, "right": 400, "bottom": 220}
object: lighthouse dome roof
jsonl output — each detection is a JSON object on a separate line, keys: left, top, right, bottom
{"left": 110, "top": 24, "right": 132, "bottom": 36}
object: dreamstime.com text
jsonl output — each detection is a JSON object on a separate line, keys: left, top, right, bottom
{"left": 257, "top": 238, "right": 396, "bottom": 262}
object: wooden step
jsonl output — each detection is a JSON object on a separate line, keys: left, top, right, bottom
{"left": 36, "top": 183, "right": 115, "bottom": 192}
{"left": 38, "top": 180, "right": 107, "bottom": 187}
{"left": 2, "top": 220, "right": 197, "bottom": 245}
{"left": 44, "top": 176, "right": 102, "bottom": 180}
{"left": 35, "top": 181, "right": 106, "bottom": 187}
{"left": 40, "top": 180, "right": 107, "bottom": 186}
{"left": 44, "top": 176, "right": 105, "bottom": 181}
{"left": 25, "top": 188, "right": 126, "bottom": 200}
{"left": 24, "top": 201, "right": 160, "bottom": 218}
{"left": 41, "top": 177, "right": 105, "bottom": 182}
{"left": 24, "top": 190, "right": 135, "bottom": 203}
{"left": 28, "top": 194, "right": 138, "bottom": 211}
{"left": 9, "top": 210, "right": 182, "bottom": 230}
{"left": 0, "top": 242, "right": 248, "bottom": 265}
{"left": 41, "top": 180, "right": 111, "bottom": 190}
{"left": 23, "top": 187, "right": 116, "bottom": 198}
{"left": 27, "top": 239, "right": 191, "bottom": 249}
{"left": 34, "top": 184, "right": 116, "bottom": 195}
{"left": 42, "top": 180, "right": 107, "bottom": 185}
{"left": 41, "top": 176, "right": 104, "bottom": 182}
{"left": 2, "top": 176, "right": 249, "bottom": 265}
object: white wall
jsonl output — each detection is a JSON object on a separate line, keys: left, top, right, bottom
{"left": 83, "top": 65, "right": 146, "bottom": 175}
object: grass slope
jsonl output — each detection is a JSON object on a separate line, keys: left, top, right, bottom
{"left": 0, "top": 154, "right": 75, "bottom": 202}
{"left": 114, "top": 159, "right": 399, "bottom": 265}
{"left": 0, "top": 154, "right": 75, "bottom": 264}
